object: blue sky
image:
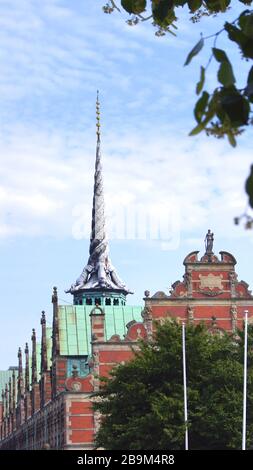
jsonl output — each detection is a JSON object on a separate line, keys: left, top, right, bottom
{"left": 0, "top": 0, "right": 252, "bottom": 368}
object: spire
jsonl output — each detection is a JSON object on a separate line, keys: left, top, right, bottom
{"left": 12, "top": 368, "right": 16, "bottom": 411}
{"left": 89, "top": 90, "right": 108, "bottom": 285}
{"left": 25, "top": 342, "right": 29, "bottom": 393}
{"left": 66, "top": 93, "right": 130, "bottom": 295}
{"left": 17, "top": 347, "right": 24, "bottom": 401}
{"left": 5, "top": 383, "right": 8, "bottom": 417}
{"left": 41, "top": 311, "right": 48, "bottom": 372}
{"left": 1, "top": 390, "right": 4, "bottom": 420}
{"left": 52, "top": 286, "right": 60, "bottom": 357}
{"left": 31, "top": 329, "right": 38, "bottom": 384}
{"left": 8, "top": 377, "right": 12, "bottom": 414}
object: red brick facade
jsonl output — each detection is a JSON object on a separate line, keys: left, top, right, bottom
{"left": 144, "top": 249, "right": 253, "bottom": 333}
{"left": 0, "top": 244, "right": 252, "bottom": 449}
{"left": 0, "top": 307, "right": 146, "bottom": 449}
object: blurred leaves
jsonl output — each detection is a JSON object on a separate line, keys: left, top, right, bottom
{"left": 225, "top": 11, "right": 253, "bottom": 59}
{"left": 184, "top": 37, "right": 204, "bottom": 65}
{"left": 121, "top": 0, "right": 147, "bottom": 14}
{"left": 103, "top": 2, "right": 253, "bottom": 148}
{"left": 185, "top": 10, "right": 253, "bottom": 147}
{"left": 103, "top": 1, "right": 253, "bottom": 224}
{"left": 196, "top": 66, "right": 205, "bottom": 94}
{"left": 245, "top": 165, "right": 253, "bottom": 208}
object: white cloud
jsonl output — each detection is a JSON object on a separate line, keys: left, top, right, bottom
{"left": 0, "top": 0, "right": 156, "bottom": 101}
{"left": 0, "top": 121, "right": 252, "bottom": 244}
{"left": 0, "top": 0, "right": 252, "bottom": 245}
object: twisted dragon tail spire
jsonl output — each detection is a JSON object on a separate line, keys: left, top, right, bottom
{"left": 89, "top": 91, "right": 108, "bottom": 272}
{"left": 66, "top": 93, "right": 130, "bottom": 294}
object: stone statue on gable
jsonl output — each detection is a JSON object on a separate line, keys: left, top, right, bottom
{"left": 205, "top": 229, "right": 214, "bottom": 254}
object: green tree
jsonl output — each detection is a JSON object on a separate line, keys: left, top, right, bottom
{"left": 94, "top": 320, "right": 253, "bottom": 450}
{"left": 102, "top": 1, "right": 253, "bottom": 219}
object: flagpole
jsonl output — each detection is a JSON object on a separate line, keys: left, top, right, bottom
{"left": 182, "top": 322, "right": 188, "bottom": 450}
{"left": 242, "top": 309, "right": 248, "bottom": 451}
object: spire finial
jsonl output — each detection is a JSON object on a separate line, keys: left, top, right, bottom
{"left": 41, "top": 310, "right": 46, "bottom": 324}
{"left": 96, "top": 90, "right": 100, "bottom": 139}
{"left": 52, "top": 286, "right": 58, "bottom": 304}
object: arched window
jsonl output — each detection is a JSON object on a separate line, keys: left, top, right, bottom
{"left": 113, "top": 298, "right": 119, "bottom": 306}
{"left": 105, "top": 298, "right": 111, "bottom": 306}
{"left": 86, "top": 298, "right": 92, "bottom": 305}
{"left": 95, "top": 298, "right": 101, "bottom": 306}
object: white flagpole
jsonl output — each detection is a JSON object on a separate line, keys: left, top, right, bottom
{"left": 182, "top": 322, "right": 188, "bottom": 450}
{"left": 242, "top": 309, "right": 248, "bottom": 450}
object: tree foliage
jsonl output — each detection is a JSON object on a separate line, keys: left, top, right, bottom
{"left": 103, "top": 1, "right": 253, "bottom": 216}
{"left": 94, "top": 320, "right": 253, "bottom": 450}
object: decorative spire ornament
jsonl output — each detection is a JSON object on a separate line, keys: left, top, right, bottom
{"left": 25, "top": 343, "right": 29, "bottom": 393}
{"left": 52, "top": 286, "right": 60, "bottom": 357}
{"left": 17, "top": 347, "right": 24, "bottom": 400}
{"left": 41, "top": 311, "right": 48, "bottom": 372}
{"left": 31, "top": 328, "right": 37, "bottom": 384}
{"left": 12, "top": 369, "right": 16, "bottom": 412}
{"left": 8, "top": 377, "right": 12, "bottom": 414}
{"left": 66, "top": 93, "right": 130, "bottom": 295}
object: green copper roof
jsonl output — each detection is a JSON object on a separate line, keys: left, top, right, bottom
{"left": 58, "top": 305, "right": 143, "bottom": 356}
